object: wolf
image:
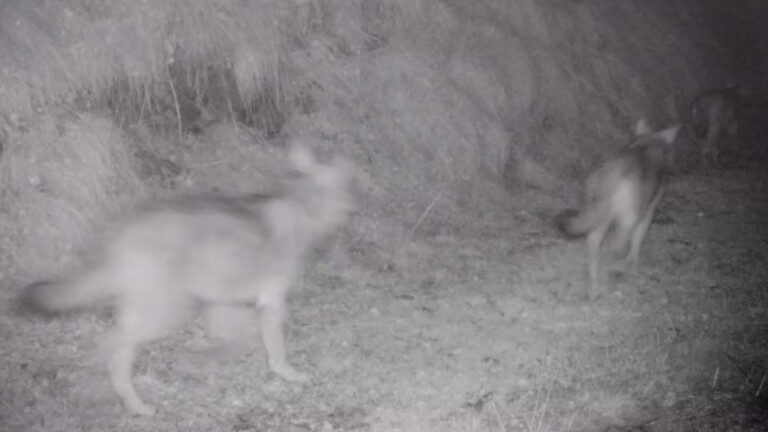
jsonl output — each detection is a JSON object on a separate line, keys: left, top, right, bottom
{"left": 690, "top": 87, "right": 740, "bottom": 169}
{"left": 19, "top": 144, "right": 353, "bottom": 416}
{"left": 555, "top": 119, "right": 682, "bottom": 300}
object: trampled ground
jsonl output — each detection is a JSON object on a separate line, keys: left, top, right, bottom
{"left": 1, "top": 164, "right": 766, "bottom": 431}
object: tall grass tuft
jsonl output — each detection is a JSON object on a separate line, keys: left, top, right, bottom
{"left": 0, "top": 113, "right": 142, "bottom": 279}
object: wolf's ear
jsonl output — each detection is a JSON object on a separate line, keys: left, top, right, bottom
{"left": 657, "top": 124, "right": 683, "bottom": 144}
{"left": 634, "top": 118, "right": 651, "bottom": 136}
{"left": 288, "top": 143, "right": 317, "bottom": 172}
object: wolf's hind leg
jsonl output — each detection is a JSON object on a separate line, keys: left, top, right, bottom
{"left": 108, "top": 292, "right": 191, "bottom": 416}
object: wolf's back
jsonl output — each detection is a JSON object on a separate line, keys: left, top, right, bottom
{"left": 19, "top": 269, "right": 111, "bottom": 316}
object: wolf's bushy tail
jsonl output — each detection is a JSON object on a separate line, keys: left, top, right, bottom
{"left": 554, "top": 200, "right": 611, "bottom": 239}
{"left": 18, "top": 269, "right": 111, "bottom": 316}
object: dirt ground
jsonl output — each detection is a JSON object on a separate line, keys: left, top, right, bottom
{"left": 1, "top": 156, "right": 767, "bottom": 431}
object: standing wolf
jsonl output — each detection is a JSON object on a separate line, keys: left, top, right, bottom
{"left": 555, "top": 120, "right": 682, "bottom": 300}
{"left": 20, "top": 145, "right": 353, "bottom": 416}
{"left": 690, "top": 88, "right": 740, "bottom": 169}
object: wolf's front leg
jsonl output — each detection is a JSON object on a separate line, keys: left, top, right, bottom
{"left": 258, "top": 292, "right": 311, "bottom": 383}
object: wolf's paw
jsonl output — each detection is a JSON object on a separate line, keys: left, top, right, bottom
{"left": 287, "top": 370, "right": 311, "bottom": 383}
{"left": 127, "top": 400, "right": 156, "bottom": 417}
{"left": 271, "top": 362, "right": 311, "bottom": 383}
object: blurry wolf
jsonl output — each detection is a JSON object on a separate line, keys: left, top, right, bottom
{"left": 555, "top": 120, "right": 682, "bottom": 301}
{"left": 19, "top": 144, "right": 354, "bottom": 416}
{"left": 690, "top": 87, "right": 740, "bottom": 169}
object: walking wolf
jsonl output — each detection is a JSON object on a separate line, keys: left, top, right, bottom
{"left": 555, "top": 120, "right": 682, "bottom": 300}
{"left": 690, "top": 88, "right": 740, "bottom": 169}
{"left": 20, "top": 145, "right": 353, "bottom": 415}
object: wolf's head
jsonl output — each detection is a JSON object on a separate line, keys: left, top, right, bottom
{"left": 630, "top": 119, "right": 683, "bottom": 174}
{"left": 287, "top": 144, "right": 355, "bottom": 235}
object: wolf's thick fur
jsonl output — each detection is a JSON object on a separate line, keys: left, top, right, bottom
{"left": 555, "top": 120, "right": 682, "bottom": 300}
{"left": 20, "top": 145, "right": 353, "bottom": 416}
{"left": 690, "top": 88, "right": 740, "bottom": 169}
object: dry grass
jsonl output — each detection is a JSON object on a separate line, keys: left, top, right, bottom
{"left": 0, "top": 0, "right": 281, "bottom": 120}
{"left": 0, "top": 113, "right": 142, "bottom": 280}
{"left": 0, "top": 0, "right": 432, "bottom": 135}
